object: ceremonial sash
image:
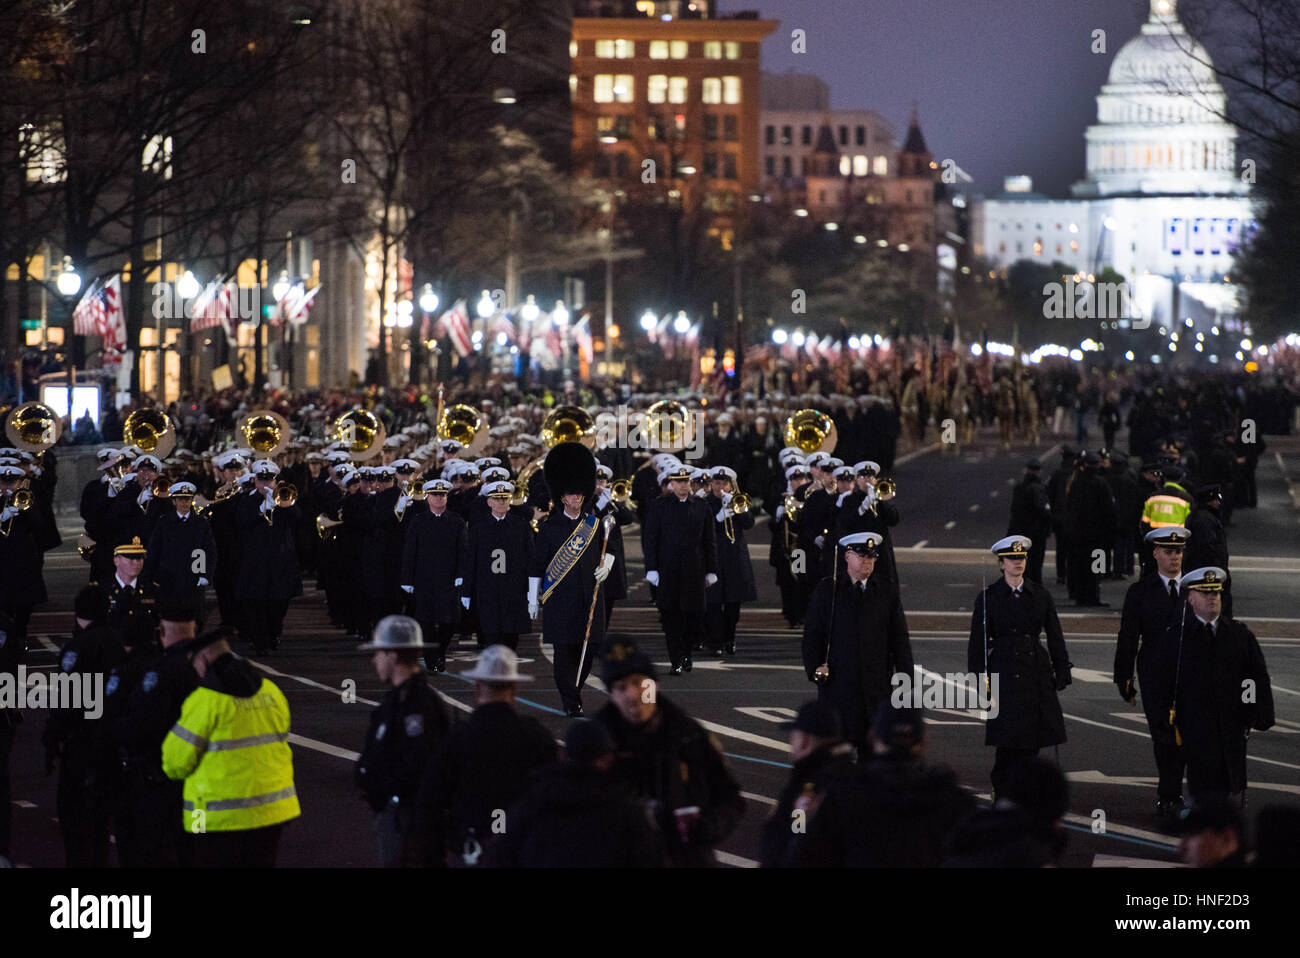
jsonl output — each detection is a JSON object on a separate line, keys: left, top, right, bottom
{"left": 541, "top": 513, "right": 599, "bottom": 604}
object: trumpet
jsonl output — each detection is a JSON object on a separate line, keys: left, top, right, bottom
{"left": 266, "top": 481, "right": 297, "bottom": 524}
{"left": 781, "top": 492, "right": 803, "bottom": 523}
{"left": 727, "top": 492, "right": 751, "bottom": 515}
{"left": 609, "top": 478, "right": 633, "bottom": 505}
{"left": 0, "top": 488, "right": 32, "bottom": 536}
{"left": 77, "top": 533, "right": 96, "bottom": 562}
{"left": 875, "top": 477, "right": 896, "bottom": 501}
{"left": 151, "top": 475, "right": 172, "bottom": 499}
{"left": 316, "top": 514, "right": 343, "bottom": 539}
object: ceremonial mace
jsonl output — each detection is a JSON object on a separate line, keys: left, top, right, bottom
{"left": 578, "top": 513, "right": 617, "bottom": 692}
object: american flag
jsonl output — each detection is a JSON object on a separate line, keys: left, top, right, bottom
{"left": 436, "top": 299, "right": 472, "bottom": 357}
{"left": 488, "top": 311, "right": 516, "bottom": 344}
{"left": 570, "top": 316, "right": 593, "bottom": 365}
{"left": 189, "top": 276, "right": 231, "bottom": 332}
{"left": 280, "top": 284, "right": 319, "bottom": 326}
{"left": 544, "top": 314, "right": 563, "bottom": 360}
{"left": 72, "top": 274, "right": 125, "bottom": 361}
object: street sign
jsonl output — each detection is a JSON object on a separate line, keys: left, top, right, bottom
{"left": 19, "top": 319, "right": 40, "bottom": 330}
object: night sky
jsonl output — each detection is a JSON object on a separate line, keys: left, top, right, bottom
{"left": 718, "top": 0, "right": 1153, "bottom": 198}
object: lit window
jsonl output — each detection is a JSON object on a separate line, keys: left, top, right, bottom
{"left": 853, "top": 155, "right": 868, "bottom": 176}
{"left": 595, "top": 39, "right": 634, "bottom": 59}
{"left": 668, "top": 76, "right": 688, "bottom": 104}
{"left": 670, "top": 40, "right": 688, "bottom": 58}
{"left": 703, "top": 41, "right": 722, "bottom": 59}
{"left": 702, "top": 78, "right": 721, "bottom": 103}
{"left": 1070, "top": 240, "right": 1079, "bottom": 252}
{"left": 722, "top": 77, "right": 740, "bottom": 104}
{"left": 569, "top": 75, "right": 577, "bottom": 98}
{"left": 649, "top": 40, "right": 669, "bottom": 59}
{"left": 648, "top": 75, "right": 668, "bottom": 103}
{"left": 725, "top": 41, "right": 740, "bottom": 59}
{"left": 839, "top": 156, "right": 851, "bottom": 176}
{"left": 612, "top": 74, "right": 634, "bottom": 103}
{"left": 873, "top": 155, "right": 887, "bottom": 175}
{"left": 570, "top": 41, "right": 577, "bottom": 58}
{"left": 594, "top": 75, "right": 615, "bottom": 103}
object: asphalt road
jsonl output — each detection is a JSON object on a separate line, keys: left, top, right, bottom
{"left": 10, "top": 427, "right": 1300, "bottom": 868}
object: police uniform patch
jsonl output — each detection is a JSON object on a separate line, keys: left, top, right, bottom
{"left": 61, "top": 650, "right": 78, "bottom": 672}
{"left": 141, "top": 671, "right": 159, "bottom": 693}
{"left": 375, "top": 722, "right": 387, "bottom": 741}
{"left": 106, "top": 675, "right": 120, "bottom": 696}
{"left": 405, "top": 714, "right": 424, "bottom": 737}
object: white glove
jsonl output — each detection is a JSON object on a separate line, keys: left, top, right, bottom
{"left": 528, "top": 577, "right": 540, "bottom": 619}
{"left": 836, "top": 491, "right": 850, "bottom": 507}
{"left": 0, "top": 506, "right": 17, "bottom": 522}
{"left": 106, "top": 483, "right": 118, "bottom": 499}
{"left": 775, "top": 505, "right": 785, "bottom": 521}
{"left": 397, "top": 495, "right": 411, "bottom": 511}
{"left": 461, "top": 596, "right": 471, "bottom": 610}
{"left": 646, "top": 571, "right": 660, "bottom": 587}
{"left": 30, "top": 466, "right": 42, "bottom": 478}
{"left": 595, "top": 490, "right": 611, "bottom": 511}
{"left": 722, "top": 492, "right": 733, "bottom": 506}
{"left": 705, "top": 573, "right": 718, "bottom": 587}
{"left": 594, "top": 553, "right": 614, "bottom": 583}
{"left": 814, "top": 535, "right": 825, "bottom": 548}
{"left": 138, "top": 490, "right": 152, "bottom": 507}
{"left": 715, "top": 506, "right": 728, "bottom": 522}
{"left": 857, "top": 496, "right": 874, "bottom": 516}
{"left": 454, "top": 577, "right": 463, "bottom": 588}
{"left": 196, "top": 577, "right": 209, "bottom": 587}
{"left": 401, "top": 584, "right": 414, "bottom": 594}
{"left": 260, "top": 497, "right": 275, "bottom": 514}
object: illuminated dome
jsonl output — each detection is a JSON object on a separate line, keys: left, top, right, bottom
{"left": 1077, "top": 0, "right": 1246, "bottom": 198}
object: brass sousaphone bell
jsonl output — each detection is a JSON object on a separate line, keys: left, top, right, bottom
{"left": 540, "top": 405, "right": 596, "bottom": 450}
{"left": 438, "top": 403, "right": 491, "bottom": 457}
{"left": 123, "top": 408, "right": 177, "bottom": 460}
{"left": 241, "top": 409, "right": 292, "bottom": 459}
{"left": 644, "top": 399, "right": 694, "bottom": 453}
{"left": 334, "top": 409, "right": 387, "bottom": 462}
{"left": 5, "top": 401, "right": 63, "bottom": 453}
{"left": 783, "top": 408, "right": 838, "bottom": 456}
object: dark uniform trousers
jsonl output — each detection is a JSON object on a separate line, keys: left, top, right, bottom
{"left": 0, "top": 713, "right": 13, "bottom": 859}
{"left": 553, "top": 643, "right": 599, "bottom": 715}
{"left": 242, "top": 600, "right": 290, "bottom": 653}
{"left": 191, "top": 823, "right": 284, "bottom": 868}
{"left": 660, "top": 608, "right": 702, "bottom": 668}
{"left": 419, "top": 622, "right": 458, "bottom": 671}
{"left": 705, "top": 603, "right": 741, "bottom": 653}
{"left": 478, "top": 632, "right": 520, "bottom": 651}
{"left": 991, "top": 747, "right": 1039, "bottom": 797}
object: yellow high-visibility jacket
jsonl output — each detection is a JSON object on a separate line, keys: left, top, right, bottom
{"left": 162, "top": 661, "right": 301, "bottom": 832}
{"left": 1142, "top": 482, "right": 1192, "bottom": 529}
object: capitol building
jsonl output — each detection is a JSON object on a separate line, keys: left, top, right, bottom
{"left": 971, "top": 0, "right": 1254, "bottom": 330}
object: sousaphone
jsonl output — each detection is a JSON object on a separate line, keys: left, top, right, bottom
{"left": 240, "top": 409, "right": 292, "bottom": 459}
{"left": 333, "top": 409, "right": 386, "bottom": 462}
{"left": 5, "top": 401, "right": 62, "bottom": 453}
{"left": 122, "top": 408, "right": 177, "bottom": 460}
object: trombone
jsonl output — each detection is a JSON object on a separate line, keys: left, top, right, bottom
{"left": 0, "top": 488, "right": 32, "bottom": 537}
{"left": 865, "top": 477, "right": 896, "bottom": 516}
{"left": 316, "top": 514, "right": 343, "bottom": 539}
{"left": 722, "top": 492, "right": 751, "bottom": 544}
{"left": 609, "top": 478, "right": 634, "bottom": 506}
{"left": 395, "top": 481, "right": 424, "bottom": 520}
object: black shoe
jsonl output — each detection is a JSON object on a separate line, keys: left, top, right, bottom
{"left": 565, "top": 706, "right": 584, "bottom": 718}
{"left": 670, "top": 664, "right": 684, "bottom": 675}
{"left": 725, "top": 642, "right": 736, "bottom": 655}
{"left": 683, "top": 657, "right": 693, "bottom": 673}
{"left": 434, "top": 654, "right": 446, "bottom": 673}
{"left": 708, "top": 647, "right": 723, "bottom": 656}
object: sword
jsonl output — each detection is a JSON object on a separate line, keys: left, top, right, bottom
{"left": 982, "top": 572, "right": 989, "bottom": 699}
{"left": 578, "top": 514, "right": 616, "bottom": 692}
{"left": 1169, "top": 603, "right": 1188, "bottom": 747}
{"left": 814, "top": 543, "right": 837, "bottom": 684}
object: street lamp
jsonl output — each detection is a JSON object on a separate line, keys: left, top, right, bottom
{"left": 56, "top": 256, "right": 82, "bottom": 297}
{"left": 771, "top": 328, "right": 788, "bottom": 345}
{"left": 640, "top": 309, "right": 657, "bottom": 332}
{"left": 396, "top": 299, "right": 413, "bottom": 329}
{"left": 553, "top": 301, "right": 570, "bottom": 326}
{"left": 477, "top": 290, "right": 495, "bottom": 318}
{"left": 522, "top": 295, "right": 540, "bottom": 322}
{"left": 419, "top": 284, "right": 438, "bottom": 313}
{"left": 673, "top": 311, "right": 690, "bottom": 335}
{"left": 177, "top": 269, "right": 200, "bottom": 301}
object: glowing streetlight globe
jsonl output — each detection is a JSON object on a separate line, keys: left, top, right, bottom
{"left": 640, "top": 309, "right": 657, "bottom": 332}
{"left": 791, "top": 330, "right": 806, "bottom": 347}
{"left": 177, "top": 270, "right": 200, "bottom": 300}
{"left": 673, "top": 312, "right": 690, "bottom": 334}
{"left": 477, "top": 291, "right": 495, "bottom": 318}
{"left": 419, "top": 284, "right": 438, "bottom": 313}
{"left": 771, "top": 329, "right": 788, "bottom": 345}
{"left": 553, "top": 301, "right": 570, "bottom": 326}
{"left": 521, "top": 295, "right": 539, "bottom": 322}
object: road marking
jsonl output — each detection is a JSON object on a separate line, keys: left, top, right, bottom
{"left": 742, "top": 792, "right": 778, "bottom": 806}
{"left": 912, "top": 540, "right": 929, "bottom": 549}
{"left": 683, "top": 661, "right": 803, "bottom": 672}
{"left": 696, "top": 718, "right": 789, "bottom": 752}
{"left": 1069, "top": 768, "right": 1300, "bottom": 797}
{"left": 12, "top": 800, "right": 37, "bottom": 808}
{"left": 1272, "top": 684, "right": 1300, "bottom": 697}
{"left": 714, "top": 850, "right": 759, "bottom": 868}
{"left": 36, "top": 635, "right": 59, "bottom": 654}
{"left": 944, "top": 521, "right": 956, "bottom": 529}
{"left": 734, "top": 706, "right": 798, "bottom": 723}
{"left": 249, "top": 660, "right": 381, "bottom": 707}
{"left": 1093, "top": 854, "right": 1182, "bottom": 868}
{"left": 289, "top": 733, "right": 360, "bottom": 762}
{"left": 894, "top": 442, "right": 941, "bottom": 465}
{"left": 972, "top": 789, "right": 1177, "bottom": 850}
{"left": 1069, "top": 667, "right": 1116, "bottom": 683}
{"left": 968, "top": 504, "right": 980, "bottom": 513}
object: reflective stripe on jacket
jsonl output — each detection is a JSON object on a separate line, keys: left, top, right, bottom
{"left": 1142, "top": 491, "right": 1191, "bottom": 528}
{"left": 162, "top": 678, "right": 301, "bottom": 832}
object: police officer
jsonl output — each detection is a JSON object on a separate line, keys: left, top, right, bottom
{"left": 1168, "top": 566, "right": 1274, "bottom": 804}
{"left": 144, "top": 482, "right": 218, "bottom": 629}
{"left": 235, "top": 459, "right": 303, "bottom": 654}
{"left": 42, "top": 587, "right": 122, "bottom": 867}
{"left": 355, "top": 616, "right": 451, "bottom": 867}
{"left": 163, "top": 629, "right": 300, "bottom": 867}
{"left": 759, "top": 700, "right": 855, "bottom": 867}
{"left": 801, "top": 532, "right": 913, "bottom": 753}
{"left": 112, "top": 603, "right": 201, "bottom": 866}
{"left": 401, "top": 478, "right": 468, "bottom": 673}
{"left": 968, "top": 536, "right": 1072, "bottom": 799}
{"left": 1006, "top": 459, "right": 1052, "bottom": 584}
{"left": 1140, "top": 463, "right": 1194, "bottom": 576}
{"left": 1115, "top": 526, "right": 1192, "bottom": 824}
{"left": 705, "top": 466, "right": 757, "bottom": 656}
{"left": 643, "top": 463, "right": 718, "bottom": 674}
{"left": 414, "top": 646, "right": 557, "bottom": 867}
{"left": 463, "top": 481, "right": 532, "bottom": 650}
